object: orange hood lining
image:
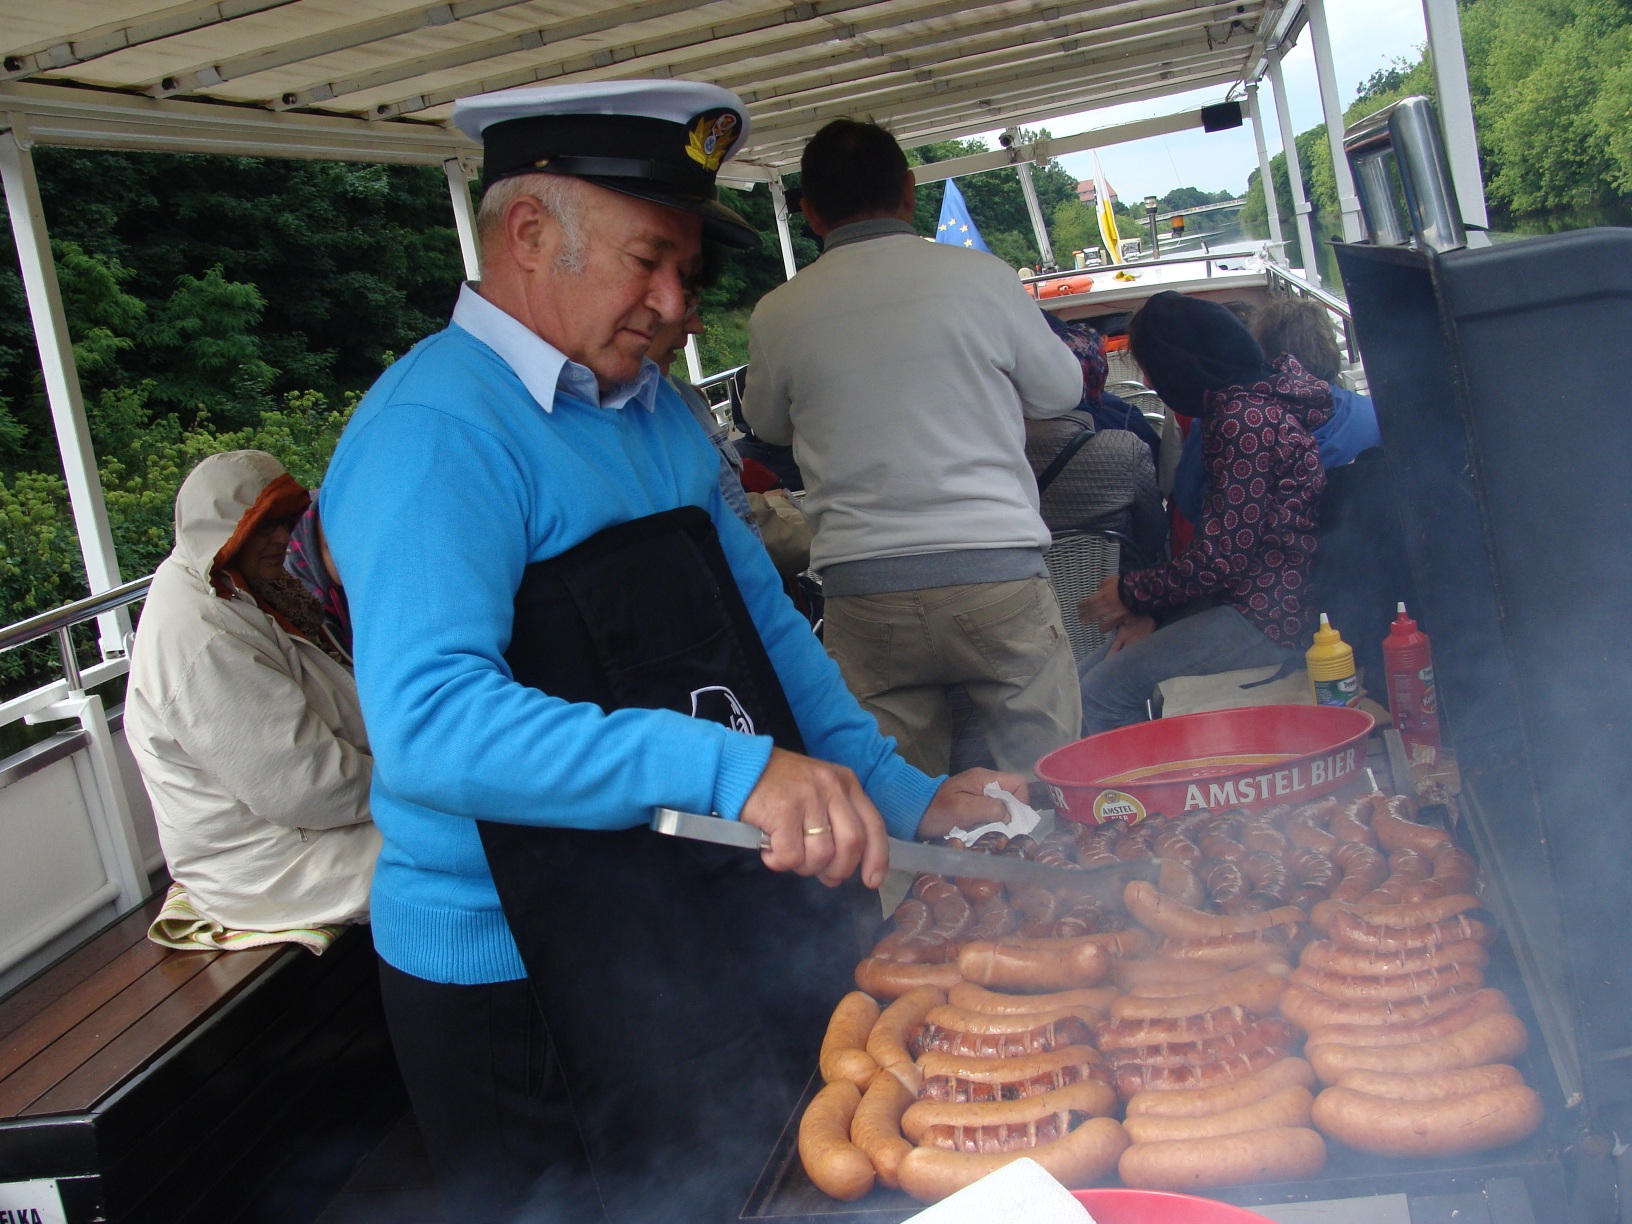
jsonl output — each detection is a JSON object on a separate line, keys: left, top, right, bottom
{"left": 210, "top": 472, "right": 311, "bottom": 597}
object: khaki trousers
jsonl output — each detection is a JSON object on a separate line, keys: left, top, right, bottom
{"left": 823, "top": 577, "right": 1083, "bottom": 780}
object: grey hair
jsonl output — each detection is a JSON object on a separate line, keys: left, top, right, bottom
{"left": 476, "top": 172, "right": 589, "bottom": 274}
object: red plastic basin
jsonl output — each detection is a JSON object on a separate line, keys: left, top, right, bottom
{"left": 1072, "top": 1188, "right": 1278, "bottom": 1223}
{"left": 1037, "top": 704, "right": 1375, "bottom": 825}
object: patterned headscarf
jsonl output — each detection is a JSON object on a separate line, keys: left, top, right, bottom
{"left": 1042, "top": 311, "right": 1109, "bottom": 409}
{"left": 285, "top": 496, "right": 353, "bottom": 658}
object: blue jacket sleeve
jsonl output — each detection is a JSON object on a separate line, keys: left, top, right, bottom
{"left": 703, "top": 482, "right": 944, "bottom": 839}
{"left": 321, "top": 403, "right": 775, "bottom": 832}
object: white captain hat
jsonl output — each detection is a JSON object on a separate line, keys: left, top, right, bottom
{"left": 452, "top": 80, "right": 758, "bottom": 249}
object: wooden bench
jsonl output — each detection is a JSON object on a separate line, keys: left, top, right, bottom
{"left": 0, "top": 896, "right": 404, "bottom": 1224}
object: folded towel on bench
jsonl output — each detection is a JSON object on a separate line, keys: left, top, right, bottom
{"left": 147, "top": 883, "right": 342, "bottom": 955}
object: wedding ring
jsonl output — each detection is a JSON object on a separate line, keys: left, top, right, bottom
{"left": 804, "top": 825, "right": 831, "bottom": 837}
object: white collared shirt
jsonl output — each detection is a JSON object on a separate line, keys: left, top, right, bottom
{"left": 450, "top": 282, "right": 661, "bottom": 413}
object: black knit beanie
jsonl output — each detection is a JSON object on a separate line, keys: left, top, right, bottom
{"left": 1128, "top": 291, "right": 1268, "bottom": 418}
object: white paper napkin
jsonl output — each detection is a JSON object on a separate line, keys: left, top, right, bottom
{"left": 946, "top": 781, "right": 1044, "bottom": 843}
{"left": 902, "top": 1158, "right": 1095, "bottom": 1223}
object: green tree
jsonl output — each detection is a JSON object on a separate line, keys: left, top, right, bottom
{"left": 142, "top": 267, "right": 275, "bottom": 424}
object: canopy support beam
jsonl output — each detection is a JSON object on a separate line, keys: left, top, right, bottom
{"left": 769, "top": 178, "right": 798, "bottom": 281}
{"left": 1007, "top": 129, "right": 1056, "bottom": 271}
{"left": 0, "top": 118, "right": 129, "bottom": 659}
{"left": 1422, "top": 0, "right": 1490, "bottom": 241}
{"left": 1245, "top": 83, "right": 1285, "bottom": 252}
{"left": 1266, "top": 51, "right": 1321, "bottom": 289}
{"left": 1304, "top": 0, "right": 1365, "bottom": 243}
{"left": 443, "top": 157, "right": 480, "bottom": 281}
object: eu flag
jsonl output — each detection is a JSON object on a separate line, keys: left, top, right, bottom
{"left": 935, "top": 178, "right": 990, "bottom": 252}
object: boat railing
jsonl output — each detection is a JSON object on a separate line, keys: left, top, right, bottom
{"left": 1261, "top": 261, "right": 1359, "bottom": 366}
{"left": 1020, "top": 249, "right": 1266, "bottom": 289}
{"left": 1, "top": 575, "right": 158, "bottom": 980}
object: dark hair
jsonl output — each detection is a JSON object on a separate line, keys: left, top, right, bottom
{"left": 1127, "top": 290, "right": 1266, "bottom": 418}
{"left": 1251, "top": 297, "right": 1342, "bottom": 383}
{"left": 800, "top": 120, "right": 910, "bottom": 227}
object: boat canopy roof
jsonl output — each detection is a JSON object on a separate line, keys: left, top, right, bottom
{"left": 1, "top": 0, "right": 1301, "bottom": 175}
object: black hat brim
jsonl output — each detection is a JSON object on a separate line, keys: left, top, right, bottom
{"left": 583, "top": 175, "right": 761, "bottom": 250}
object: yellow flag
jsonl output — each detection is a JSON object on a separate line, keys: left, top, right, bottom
{"left": 1093, "top": 152, "right": 1120, "bottom": 255}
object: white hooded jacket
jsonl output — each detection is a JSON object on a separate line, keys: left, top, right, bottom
{"left": 126, "top": 450, "right": 380, "bottom": 930}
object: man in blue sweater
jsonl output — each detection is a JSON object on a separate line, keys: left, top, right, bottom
{"left": 321, "top": 81, "right": 1022, "bottom": 1223}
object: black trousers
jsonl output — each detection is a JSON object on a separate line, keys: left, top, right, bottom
{"left": 378, "top": 961, "right": 602, "bottom": 1223}
{"left": 381, "top": 833, "right": 872, "bottom": 1224}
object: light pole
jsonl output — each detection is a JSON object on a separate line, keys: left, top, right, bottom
{"left": 1144, "top": 195, "right": 1161, "bottom": 260}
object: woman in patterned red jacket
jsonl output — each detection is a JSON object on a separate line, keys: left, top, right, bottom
{"left": 1075, "top": 291, "right": 1332, "bottom": 733}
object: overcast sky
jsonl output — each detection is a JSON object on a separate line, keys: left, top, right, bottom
{"left": 985, "top": 0, "right": 1431, "bottom": 201}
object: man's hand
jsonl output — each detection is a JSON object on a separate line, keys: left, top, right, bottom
{"left": 739, "top": 747, "right": 890, "bottom": 889}
{"left": 1107, "top": 614, "right": 1157, "bottom": 656}
{"left": 916, "top": 769, "right": 1029, "bottom": 841}
{"left": 1077, "top": 574, "right": 1131, "bottom": 631}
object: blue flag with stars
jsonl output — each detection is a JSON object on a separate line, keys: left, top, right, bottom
{"left": 935, "top": 178, "right": 989, "bottom": 252}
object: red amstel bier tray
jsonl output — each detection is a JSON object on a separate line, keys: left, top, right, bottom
{"left": 1036, "top": 705, "right": 1375, "bottom": 825}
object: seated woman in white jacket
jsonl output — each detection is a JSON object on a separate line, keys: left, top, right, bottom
{"left": 127, "top": 450, "right": 380, "bottom": 931}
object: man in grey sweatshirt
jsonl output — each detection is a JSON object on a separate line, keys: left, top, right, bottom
{"left": 744, "top": 119, "right": 1085, "bottom": 778}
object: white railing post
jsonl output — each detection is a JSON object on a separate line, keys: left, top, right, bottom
{"left": 444, "top": 155, "right": 481, "bottom": 281}
{"left": 1246, "top": 83, "right": 1286, "bottom": 252}
{"left": 683, "top": 335, "right": 704, "bottom": 385}
{"left": 1305, "top": 0, "right": 1366, "bottom": 244}
{"left": 769, "top": 178, "right": 798, "bottom": 281}
{"left": 1267, "top": 52, "right": 1322, "bottom": 290}
{"left": 1008, "top": 129, "right": 1056, "bottom": 270}
{"left": 0, "top": 116, "right": 131, "bottom": 660}
{"left": 27, "top": 684, "right": 149, "bottom": 912}
{"left": 1422, "top": 0, "right": 1491, "bottom": 241}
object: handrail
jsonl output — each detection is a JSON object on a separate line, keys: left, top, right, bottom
{"left": 1021, "top": 248, "right": 1266, "bottom": 288}
{"left": 0, "top": 574, "right": 153, "bottom": 654}
{"left": 695, "top": 362, "right": 748, "bottom": 392}
{"left": 1262, "top": 260, "right": 1353, "bottom": 322}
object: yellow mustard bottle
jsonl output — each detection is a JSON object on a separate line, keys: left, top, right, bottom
{"left": 1306, "top": 613, "right": 1359, "bottom": 707}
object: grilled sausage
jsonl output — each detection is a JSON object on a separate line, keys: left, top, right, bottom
{"left": 1123, "top": 1085, "right": 1314, "bottom": 1144}
{"left": 865, "top": 985, "right": 944, "bottom": 1092}
{"left": 1125, "top": 1057, "right": 1316, "bottom": 1118}
{"left": 1110, "top": 970, "right": 1287, "bottom": 1021}
{"left": 1288, "top": 960, "right": 1484, "bottom": 1002}
{"left": 1335, "top": 1064, "right": 1525, "bottom": 1101}
{"left": 1307, "top": 1012, "right": 1529, "bottom": 1080}
{"left": 1312, "top": 1083, "right": 1542, "bottom": 1157}
{"left": 1157, "top": 926, "right": 1299, "bottom": 968}
{"left": 946, "top": 982, "right": 1120, "bottom": 1017}
{"left": 1371, "top": 797, "right": 1453, "bottom": 855}
{"left": 1113, "top": 1041, "right": 1293, "bottom": 1099}
{"left": 1302, "top": 988, "right": 1512, "bottom": 1049}
{"left": 820, "top": 991, "right": 881, "bottom": 1090}
{"left": 1298, "top": 937, "right": 1489, "bottom": 977}
{"left": 849, "top": 1069, "right": 915, "bottom": 1190}
{"left": 1118, "top": 1127, "right": 1326, "bottom": 1190}
{"left": 912, "top": 1005, "right": 1098, "bottom": 1059}
{"left": 1326, "top": 911, "right": 1494, "bottom": 953}
{"left": 1125, "top": 880, "right": 1302, "bottom": 939}
{"left": 1280, "top": 982, "right": 1479, "bottom": 1031}
{"left": 854, "top": 958, "right": 962, "bottom": 1001}
{"left": 957, "top": 936, "right": 1110, "bottom": 992}
{"left": 1095, "top": 1006, "right": 1255, "bottom": 1051}
{"left": 901, "top": 1080, "right": 1118, "bottom": 1145}
{"left": 798, "top": 1081, "right": 874, "bottom": 1201}
{"left": 896, "top": 1116, "right": 1129, "bottom": 1203}
{"left": 1103, "top": 1018, "right": 1294, "bottom": 1074}
{"left": 1127, "top": 959, "right": 1292, "bottom": 999}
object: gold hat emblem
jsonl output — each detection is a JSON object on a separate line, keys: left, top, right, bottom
{"left": 685, "top": 109, "right": 740, "bottom": 172}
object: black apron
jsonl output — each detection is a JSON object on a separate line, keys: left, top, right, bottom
{"left": 478, "top": 507, "right": 867, "bottom": 1223}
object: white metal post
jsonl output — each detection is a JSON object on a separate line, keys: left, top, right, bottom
{"left": 1014, "top": 162, "right": 1056, "bottom": 269}
{"left": 1304, "top": 0, "right": 1365, "bottom": 243}
{"left": 0, "top": 118, "right": 130, "bottom": 659}
{"left": 1267, "top": 52, "right": 1322, "bottom": 290}
{"left": 769, "top": 178, "right": 798, "bottom": 280}
{"left": 1246, "top": 84, "right": 1286, "bottom": 253}
{"left": 1422, "top": 0, "right": 1491, "bottom": 240}
{"left": 443, "top": 156, "right": 481, "bottom": 280}
{"left": 683, "top": 335, "right": 704, "bottom": 384}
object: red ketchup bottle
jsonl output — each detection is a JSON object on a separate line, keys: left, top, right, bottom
{"left": 1382, "top": 603, "right": 1441, "bottom": 754}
